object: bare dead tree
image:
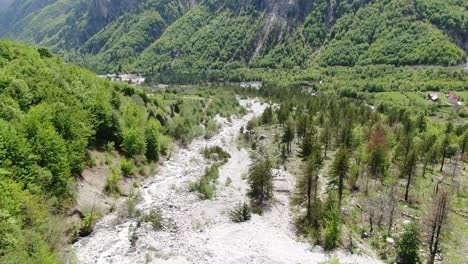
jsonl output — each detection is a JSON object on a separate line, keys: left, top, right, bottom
{"left": 427, "top": 189, "right": 450, "bottom": 264}
{"left": 387, "top": 183, "right": 398, "bottom": 236}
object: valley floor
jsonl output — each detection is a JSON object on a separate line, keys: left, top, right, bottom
{"left": 74, "top": 98, "right": 380, "bottom": 264}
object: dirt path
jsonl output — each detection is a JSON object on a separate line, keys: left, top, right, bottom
{"left": 74, "top": 98, "right": 380, "bottom": 264}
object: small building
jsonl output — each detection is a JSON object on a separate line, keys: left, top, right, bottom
{"left": 446, "top": 92, "right": 460, "bottom": 104}
{"left": 427, "top": 93, "right": 439, "bottom": 102}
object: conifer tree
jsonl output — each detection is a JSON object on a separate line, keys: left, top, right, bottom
{"left": 402, "top": 149, "right": 418, "bottom": 202}
{"left": 282, "top": 121, "right": 295, "bottom": 154}
{"left": 329, "top": 146, "right": 350, "bottom": 206}
{"left": 248, "top": 156, "right": 273, "bottom": 207}
{"left": 302, "top": 143, "right": 323, "bottom": 226}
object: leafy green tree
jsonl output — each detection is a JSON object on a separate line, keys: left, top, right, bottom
{"left": 121, "top": 127, "right": 146, "bottom": 157}
{"left": 277, "top": 104, "right": 289, "bottom": 126}
{"left": 261, "top": 106, "right": 273, "bottom": 125}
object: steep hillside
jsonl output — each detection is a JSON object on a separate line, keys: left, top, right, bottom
{"left": 0, "top": 0, "right": 197, "bottom": 72}
{"left": 0, "top": 39, "right": 162, "bottom": 262}
{"left": 0, "top": 0, "right": 466, "bottom": 75}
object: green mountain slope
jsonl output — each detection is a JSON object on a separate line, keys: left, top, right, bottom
{"left": 0, "top": 39, "right": 127, "bottom": 261}
{"left": 0, "top": 0, "right": 466, "bottom": 75}
{"left": 0, "top": 0, "right": 196, "bottom": 72}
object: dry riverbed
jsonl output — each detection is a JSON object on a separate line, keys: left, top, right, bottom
{"left": 74, "top": 98, "right": 380, "bottom": 264}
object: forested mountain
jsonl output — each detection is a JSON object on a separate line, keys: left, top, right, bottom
{"left": 0, "top": 0, "right": 466, "bottom": 75}
{"left": 0, "top": 0, "right": 198, "bottom": 73}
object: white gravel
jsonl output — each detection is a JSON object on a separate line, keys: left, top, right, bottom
{"left": 74, "top": 98, "right": 381, "bottom": 264}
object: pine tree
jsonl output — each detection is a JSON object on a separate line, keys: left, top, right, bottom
{"left": 298, "top": 132, "right": 314, "bottom": 160}
{"left": 367, "top": 125, "right": 389, "bottom": 181}
{"left": 439, "top": 135, "right": 450, "bottom": 172}
{"left": 248, "top": 157, "right": 273, "bottom": 207}
{"left": 323, "top": 200, "right": 342, "bottom": 250}
{"left": 319, "top": 122, "right": 331, "bottom": 158}
{"left": 296, "top": 113, "right": 310, "bottom": 140}
{"left": 277, "top": 104, "right": 289, "bottom": 126}
{"left": 329, "top": 146, "right": 350, "bottom": 206}
{"left": 282, "top": 121, "right": 295, "bottom": 154}
{"left": 402, "top": 149, "right": 418, "bottom": 202}
{"left": 302, "top": 143, "right": 323, "bottom": 226}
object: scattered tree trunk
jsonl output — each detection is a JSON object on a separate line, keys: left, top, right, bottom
{"left": 427, "top": 190, "right": 450, "bottom": 264}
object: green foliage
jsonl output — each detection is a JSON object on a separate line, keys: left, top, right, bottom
{"left": 121, "top": 158, "right": 135, "bottom": 177}
{"left": 248, "top": 156, "right": 273, "bottom": 206}
{"left": 105, "top": 166, "right": 122, "bottom": 195}
{"left": 3, "top": 0, "right": 464, "bottom": 78}
{"left": 323, "top": 201, "right": 342, "bottom": 250}
{"left": 397, "top": 223, "right": 420, "bottom": 264}
{"left": 201, "top": 145, "right": 231, "bottom": 162}
{"left": 189, "top": 164, "right": 221, "bottom": 200}
{"left": 141, "top": 209, "right": 164, "bottom": 230}
{"left": 0, "top": 179, "right": 64, "bottom": 263}
{"left": 80, "top": 207, "right": 99, "bottom": 237}
{"left": 204, "top": 119, "right": 220, "bottom": 139}
{"left": 145, "top": 118, "right": 161, "bottom": 161}
{"left": 229, "top": 202, "right": 252, "bottom": 223}
{"left": 329, "top": 146, "right": 350, "bottom": 202}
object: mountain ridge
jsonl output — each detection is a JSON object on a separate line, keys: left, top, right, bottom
{"left": 0, "top": 0, "right": 466, "bottom": 76}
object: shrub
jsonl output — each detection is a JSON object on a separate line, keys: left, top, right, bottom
{"left": 396, "top": 223, "right": 420, "bottom": 264}
{"left": 106, "top": 141, "right": 115, "bottom": 153}
{"left": 159, "top": 134, "right": 172, "bottom": 156}
{"left": 141, "top": 209, "right": 164, "bottom": 230}
{"left": 201, "top": 145, "right": 231, "bottom": 162}
{"left": 251, "top": 207, "right": 264, "bottom": 215}
{"left": 323, "top": 205, "right": 341, "bottom": 250}
{"left": 80, "top": 207, "right": 99, "bottom": 237}
{"left": 87, "top": 152, "right": 97, "bottom": 167}
{"left": 188, "top": 164, "right": 220, "bottom": 200}
{"left": 105, "top": 166, "right": 122, "bottom": 195}
{"left": 118, "top": 191, "right": 142, "bottom": 220}
{"left": 225, "top": 177, "right": 232, "bottom": 186}
{"left": 229, "top": 202, "right": 252, "bottom": 223}
{"left": 120, "top": 158, "right": 135, "bottom": 176}
{"left": 204, "top": 119, "right": 220, "bottom": 139}
{"left": 189, "top": 179, "right": 215, "bottom": 200}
